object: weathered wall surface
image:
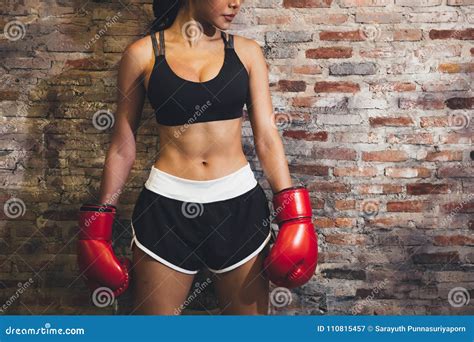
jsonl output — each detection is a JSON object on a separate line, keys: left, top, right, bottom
{"left": 0, "top": 0, "right": 472, "bottom": 315}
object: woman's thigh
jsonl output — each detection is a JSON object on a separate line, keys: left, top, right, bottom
{"left": 131, "top": 244, "right": 196, "bottom": 315}
{"left": 211, "top": 246, "right": 269, "bottom": 315}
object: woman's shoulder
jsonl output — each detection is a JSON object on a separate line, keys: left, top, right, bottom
{"left": 118, "top": 34, "right": 155, "bottom": 74}
{"left": 230, "top": 33, "right": 255, "bottom": 46}
{"left": 124, "top": 34, "right": 154, "bottom": 60}
{"left": 231, "top": 34, "right": 265, "bottom": 74}
{"left": 232, "top": 33, "right": 264, "bottom": 57}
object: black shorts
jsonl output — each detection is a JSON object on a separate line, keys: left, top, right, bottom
{"left": 130, "top": 181, "right": 272, "bottom": 274}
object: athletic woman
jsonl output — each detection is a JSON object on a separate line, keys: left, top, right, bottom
{"left": 77, "top": 0, "right": 318, "bottom": 315}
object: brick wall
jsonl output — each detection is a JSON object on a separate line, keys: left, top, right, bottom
{"left": 0, "top": 0, "right": 472, "bottom": 315}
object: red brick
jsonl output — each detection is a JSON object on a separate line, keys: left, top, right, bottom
{"left": 292, "top": 65, "right": 323, "bottom": 74}
{"left": 438, "top": 167, "right": 474, "bottom": 178}
{"left": 362, "top": 150, "right": 408, "bottom": 162}
{"left": 283, "top": 130, "right": 328, "bottom": 141}
{"left": 325, "top": 234, "right": 366, "bottom": 245}
{"left": 307, "top": 181, "right": 351, "bottom": 193}
{"left": 258, "top": 16, "right": 291, "bottom": 25}
{"left": 424, "top": 151, "right": 463, "bottom": 162}
{"left": 313, "top": 217, "right": 355, "bottom": 228}
{"left": 333, "top": 167, "right": 377, "bottom": 177}
{"left": 356, "top": 184, "right": 403, "bottom": 194}
{"left": 438, "top": 63, "right": 474, "bottom": 73}
{"left": 319, "top": 30, "right": 365, "bottom": 41}
{"left": 306, "top": 47, "right": 352, "bottom": 59}
{"left": 288, "top": 163, "right": 329, "bottom": 176}
{"left": 441, "top": 201, "right": 474, "bottom": 214}
{"left": 283, "top": 0, "right": 333, "bottom": 8}
{"left": 445, "top": 97, "right": 474, "bottom": 109}
{"left": 369, "top": 117, "right": 414, "bottom": 127}
{"left": 433, "top": 235, "right": 474, "bottom": 246}
{"left": 387, "top": 201, "right": 428, "bottom": 212}
{"left": 429, "top": 28, "right": 474, "bottom": 40}
{"left": 399, "top": 96, "right": 445, "bottom": 110}
{"left": 394, "top": 29, "right": 423, "bottom": 41}
{"left": 386, "top": 133, "right": 434, "bottom": 144}
{"left": 439, "top": 132, "right": 472, "bottom": 144}
{"left": 420, "top": 116, "right": 450, "bottom": 127}
{"left": 385, "top": 167, "right": 431, "bottom": 178}
{"left": 312, "top": 147, "right": 357, "bottom": 160}
{"left": 314, "top": 81, "right": 360, "bottom": 93}
{"left": 291, "top": 96, "right": 317, "bottom": 107}
{"left": 407, "top": 183, "right": 452, "bottom": 195}
{"left": 278, "top": 80, "right": 306, "bottom": 92}
{"left": 334, "top": 200, "right": 356, "bottom": 210}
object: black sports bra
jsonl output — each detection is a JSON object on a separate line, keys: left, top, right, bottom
{"left": 146, "top": 30, "right": 250, "bottom": 126}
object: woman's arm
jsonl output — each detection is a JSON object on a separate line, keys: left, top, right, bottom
{"left": 98, "top": 41, "right": 147, "bottom": 205}
{"left": 245, "top": 39, "right": 292, "bottom": 193}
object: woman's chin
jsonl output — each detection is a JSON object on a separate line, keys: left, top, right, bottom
{"left": 217, "top": 18, "right": 232, "bottom": 28}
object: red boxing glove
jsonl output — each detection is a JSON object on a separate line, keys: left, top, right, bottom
{"left": 264, "top": 186, "right": 318, "bottom": 288}
{"left": 77, "top": 204, "right": 131, "bottom": 298}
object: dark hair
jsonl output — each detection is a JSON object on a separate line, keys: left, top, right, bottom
{"left": 150, "top": 0, "right": 184, "bottom": 32}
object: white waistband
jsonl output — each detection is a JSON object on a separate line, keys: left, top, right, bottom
{"left": 144, "top": 163, "right": 258, "bottom": 203}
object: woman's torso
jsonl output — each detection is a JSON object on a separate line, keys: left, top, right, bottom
{"left": 143, "top": 28, "right": 250, "bottom": 180}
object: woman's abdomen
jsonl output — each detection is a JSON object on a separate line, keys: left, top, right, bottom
{"left": 153, "top": 118, "right": 248, "bottom": 180}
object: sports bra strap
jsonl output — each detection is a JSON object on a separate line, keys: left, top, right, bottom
{"left": 150, "top": 30, "right": 163, "bottom": 57}
{"left": 226, "top": 32, "right": 234, "bottom": 49}
{"left": 221, "top": 31, "right": 234, "bottom": 49}
{"left": 158, "top": 29, "right": 165, "bottom": 55}
{"left": 151, "top": 29, "right": 233, "bottom": 57}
